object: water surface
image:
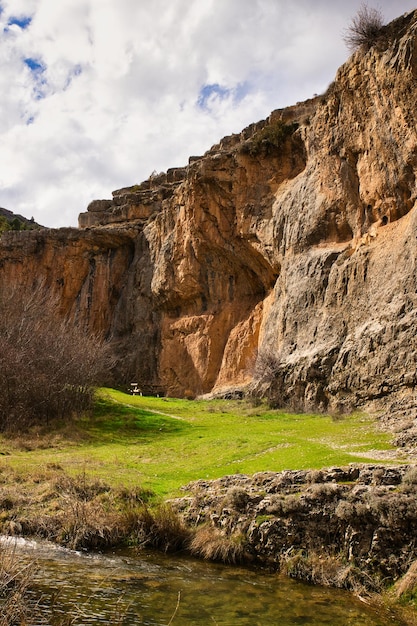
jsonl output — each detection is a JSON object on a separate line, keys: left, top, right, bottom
{"left": 3, "top": 537, "right": 403, "bottom": 625}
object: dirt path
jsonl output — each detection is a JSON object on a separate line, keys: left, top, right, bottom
{"left": 124, "top": 402, "right": 187, "bottom": 421}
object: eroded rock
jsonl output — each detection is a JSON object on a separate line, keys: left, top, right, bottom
{"left": 0, "top": 10, "right": 417, "bottom": 409}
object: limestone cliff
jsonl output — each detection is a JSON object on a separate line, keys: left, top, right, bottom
{"left": 1, "top": 10, "right": 417, "bottom": 414}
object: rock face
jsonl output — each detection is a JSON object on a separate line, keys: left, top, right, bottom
{"left": 1, "top": 11, "right": 417, "bottom": 410}
{"left": 171, "top": 465, "right": 417, "bottom": 589}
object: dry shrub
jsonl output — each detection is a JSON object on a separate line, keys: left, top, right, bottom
{"left": 52, "top": 474, "right": 129, "bottom": 550}
{"left": 266, "top": 493, "right": 310, "bottom": 518}
{"left": 189, "top": 526, "right": 247, "bottom": 564}
{"left": 265, "top": 494, "right": 287, "bottom": 515}
{"left": 403, "top": 466, "right": 417, "bottom": 486}
{"left": 251, "top": 349, "right": 286, "bottom": 408}
{"left": 252, "top": 349, "right": 281, "bottom": 386}
{"left": 281, "top": 495, "right": 306, "bottom": 516}
{"left": 223, "top": 487, "right": 250, "bottom": 512}
{"left": 335, "top": 499, "right": 376, "bottom": 524}
{"left": 343, "top": 4, "right": 385, "bottom": 52}
{"left": 306, "top": 470, "right": 325, "bottom": 484}
{"left": 57, "top": 498, "right": 125, "bottom": 551}
{"left": 304, "top": 483, "right": 344, "bottom": 503}
{"left": 368, "top": 491, "right": 417, "bottom": 526}
{"left": 0, "top": 285, "right": 113, "bottom": 431}
{"left": 334, "top": 500, "right": 356, "bottom": 521}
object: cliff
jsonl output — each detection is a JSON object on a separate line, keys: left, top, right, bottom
{"left": 1, "top": 10, "right": 417, "bottom": 417}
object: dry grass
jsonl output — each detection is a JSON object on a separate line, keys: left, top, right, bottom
{"left": 189, "top": 526, "right": 247, "bottom": 564}
{"left": 0, "top": 543, "right": 35, "bottom": 626}
{"left": 280, "top": 550, "right": 377, "bottom": 593}
{"left": 0, "top": 463, "right": 193, "bottom": 556}
{"left": 132, "top": 503, "right": 192, "bottom": 552}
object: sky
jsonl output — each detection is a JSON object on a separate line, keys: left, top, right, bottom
{"left": 0, "top": 1, "right": 416, "bottom": 228}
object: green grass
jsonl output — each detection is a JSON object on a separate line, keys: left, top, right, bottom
{"left": 0, "top": 388, "right": 401, "bottom": 498}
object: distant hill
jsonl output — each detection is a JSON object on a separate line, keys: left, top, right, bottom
{"left": 0, "top": 207, "right": 44, "bottom": 233}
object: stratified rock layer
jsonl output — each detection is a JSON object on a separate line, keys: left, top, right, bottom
{"left": 1, "top": 11, "right": 417, "bottom": 411}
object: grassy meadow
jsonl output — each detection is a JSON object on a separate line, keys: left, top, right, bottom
{"left": 0, "top": 387, "right": 402, "bottom": 499}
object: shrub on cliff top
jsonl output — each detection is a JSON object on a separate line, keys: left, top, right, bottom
{"left": 243, "top": 120, "right": 299, "bottom": 157}
{"left": 343, "top": 4, "right": 384, "bottom": 52}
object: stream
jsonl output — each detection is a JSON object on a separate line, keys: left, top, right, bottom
{"left": 2, "top": 536, "right": 404, "bottom": 625}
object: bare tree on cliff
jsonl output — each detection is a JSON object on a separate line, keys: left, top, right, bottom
{"left": 0, "top": 285, "right": 112, "bottom": 430}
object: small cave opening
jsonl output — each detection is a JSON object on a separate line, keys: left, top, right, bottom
{"left": 381, "top": 215, "right": 389, "bottom": 226}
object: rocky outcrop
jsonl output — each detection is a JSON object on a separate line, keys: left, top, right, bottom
{"left": 171, "top": 464, "right": 417, "bottom": 590}
{"left": 0, "top": 10, "right": 417, "bottom": 411}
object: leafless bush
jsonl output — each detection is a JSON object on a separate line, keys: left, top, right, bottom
{"left": 252, "top": 349, "right": 286, "bottom": 408}
{"left": 306, "top": 470, "right": 325, "bottom": 484}
{"left": 0, "top": 285, "right": 113, "bottom": 430}
{"left": 343, "top": 4, "right": 384, "bottom": 52}
{"left": 253, "top": 349, "right": 281, "bottom": 383}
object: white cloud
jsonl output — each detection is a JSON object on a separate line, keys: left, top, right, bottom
{"left": 0, "top": 0, "right": 415, "bottom": 227}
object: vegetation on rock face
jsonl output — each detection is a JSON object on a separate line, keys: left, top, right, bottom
{"left": 177, "top": 465, "right": 417, "bottom": 601}
{"left": 343, "top": 4, "right": 385, "bottom": 51}
{"left": 243, "top": 120, "right": 299, "bottom": 156}
{"left": 0, "top": 287, "right": 112, "bottom": 431}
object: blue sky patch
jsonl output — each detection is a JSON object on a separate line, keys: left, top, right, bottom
{"left": 8, "top": 15, "right": 32, "bottom": 29}
{"left": 198, "top": 83, "right": 230, "bottom": 109}
{"left": 24, "top": 58, "right": 44, "bottom": 73}
{"left": 24, "top": 58, "right": 47, "bottom": 100}
{"left": 197, "top": 82, "right": 250, "bottom": 110}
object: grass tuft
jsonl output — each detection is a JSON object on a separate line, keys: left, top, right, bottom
{"left": 189, "top": 526, "right": 248, "bottom": 564}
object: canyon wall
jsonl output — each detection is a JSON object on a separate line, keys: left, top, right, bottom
{"left": 1, "top": 11, "right": 417, "bottom": 413}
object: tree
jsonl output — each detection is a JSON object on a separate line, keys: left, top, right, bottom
{"left": 343, "top": 4, "right": 384, "bottom": 52}
{"left": 0, "top": 285, "right": 112, "bottom": 430}
{"left": 0, "top": 217, "right": 10, "bottom": 234}
{"left": 10, "top": 218, "right": 22, "bottom": 231}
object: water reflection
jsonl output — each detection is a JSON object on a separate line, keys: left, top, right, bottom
{"left": 2, "top": 537, "right": 402, "bottom": 625}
